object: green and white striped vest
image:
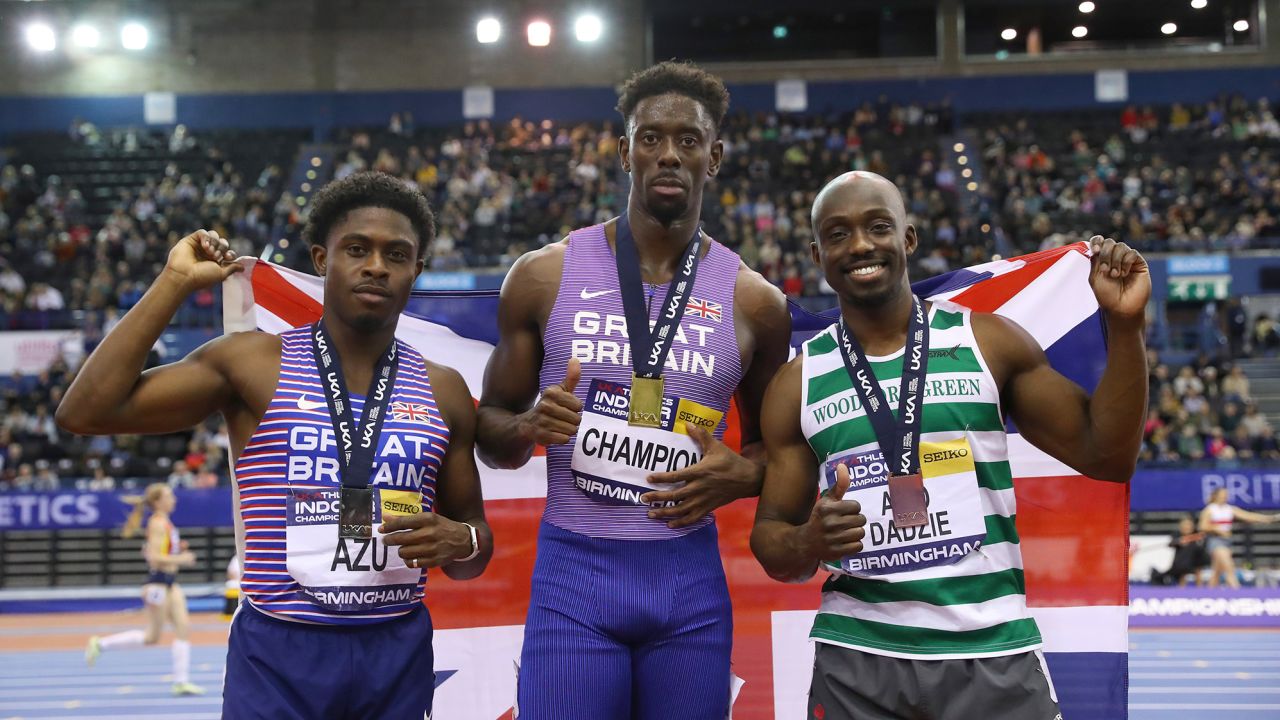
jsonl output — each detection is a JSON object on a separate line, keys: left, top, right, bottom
{"left": 800, "top": 301, "right": 1042, "bottom": 659}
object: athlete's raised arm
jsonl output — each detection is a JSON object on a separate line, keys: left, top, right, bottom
{"left": 974, "top": 236, "right": 1149, "bottom": 482}
{"left": 56, "top": 230, "right": 274, "bottom": 437}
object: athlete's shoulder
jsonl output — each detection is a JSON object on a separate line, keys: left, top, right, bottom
{"left": 195, "top": 330, "right": 281, "bottom": 370}
{"left": 968, "top": 311, "right": 1043, "bottom": 383}
{"left": 420, "top": 359, "right": 474, "bottom": 427}
{"left": 501, "top": 239, "right": 568, "bottom": 299}
{"left": 732, "top": 259, "right": 790, "bottom": 330}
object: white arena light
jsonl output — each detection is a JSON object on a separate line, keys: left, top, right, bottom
{"left": 1000, "top": 28, "right": 1017, "bottom": 41}
{"left": 1233, "top": 19, "right": 1249, "bottom": 31}
{"left": 527, "top": 20, "right": 551, "bottom": 47}
{"left": 476, "top": 17, "right": 501, "bottom": 44}
{"left": 1191, "top": 0, "right": 1208, "bottom": 9}
{"left": 1161, "top": 22, "right": 1178, "bottom": 35}
{"left": 575, "top": 14, "right": 602, "bottom": 43}
{"left": 26, "top": 23, "right": 57, "bottom": 52}
{"left": 121, "top": 22, "right": 149, "bottom": 50}
{"left": 1072, "top": 25, "right": 1088, "bottom": 38}
{"left": 1079, "top": 2, "right": 1095, "bottom": 13}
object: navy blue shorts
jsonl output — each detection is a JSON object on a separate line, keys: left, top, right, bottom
{"left": 145, "top": 570, "right": 176, "bottom": 586}
{"left": 516, "top": 522, "right": 734, "bottom": 720}
{"left": 223, "top": 603, "right": 435, "bottom": 719}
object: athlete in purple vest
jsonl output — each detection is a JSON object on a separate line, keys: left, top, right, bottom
{"left": 57, "top": 172, "right": 493, "bottom": 719}
{"left": 478, "top": 62, "right": 791, "bottom": 719}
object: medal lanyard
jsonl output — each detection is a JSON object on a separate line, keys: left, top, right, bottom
{"left": 311, "top": 319, "right": 400, "bottom": 489}
{"left": 835, "top": 296, "right": 930, "bottom": 476}
{"left": 613, "top": 212, "right": 703, "bottom": 381}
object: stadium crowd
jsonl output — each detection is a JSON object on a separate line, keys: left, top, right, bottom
{"left": 1, "top": 94, "right": 1279, "bottom": 488}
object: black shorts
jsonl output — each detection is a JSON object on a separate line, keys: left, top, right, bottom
{"left": 808, "top": 642, "right": 1062, "bottom": 720}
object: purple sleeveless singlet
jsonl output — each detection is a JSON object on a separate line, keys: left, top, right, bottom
{"left": 538, "top": 221, "right": 743, "bottom": 540}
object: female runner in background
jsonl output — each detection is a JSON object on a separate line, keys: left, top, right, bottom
{"left": 1200, "top": 486, "right": 1280, "bottom": 588}
{"left": 85, "top": 483, "right": 204, "bottom": 696}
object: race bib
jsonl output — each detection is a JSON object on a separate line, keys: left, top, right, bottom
{"left": 571, "top": 378, "right": 723, "bottom": 506}
{"left": 285, "top": 486, "right": 423, "bottom": 611}
{"left": 824, "top": 437, "right": 986, "bottom": 576}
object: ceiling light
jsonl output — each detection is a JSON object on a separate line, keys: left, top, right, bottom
{"left": 1161, "top": 22, "right": 1178, "bottom": 35}
{"left": 1079, "top": 2, "right": 1096, "bottom": 13}
{"left": 574, "top": 14, "right": 602, "bottom": 42}
{"left": 476, "top": 17, "right": 501, "bottom": 44}
{"left": 25, "top": 23, "right": 56, "bottom": 52}
{"left": 1072, "top": 26, "right": 1088, "bottom": 38}
{"left": 1233, "top": 19, "right": 1249, "bottom": 31}
{"left": 121, "top": 22, "right": 148, "bottom": 50}
{"left": 527, "top": 20, "right": 551, "bottom": 47}
{"left": 1000, "top": 28, "right": 1017, "bottom": 41}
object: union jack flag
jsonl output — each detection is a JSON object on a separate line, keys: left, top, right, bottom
{"left": 686, "top": 297, "right": 722, "bottom": 322}
{"left": 389, "top": 401, "right": 432, "bottom": 422}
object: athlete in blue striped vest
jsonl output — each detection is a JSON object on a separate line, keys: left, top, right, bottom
{"left": 59, "top": 172, "right": 493, "bottom": 719}
{"left": 752, "top": 172, "right": 1149, "bottom": 719}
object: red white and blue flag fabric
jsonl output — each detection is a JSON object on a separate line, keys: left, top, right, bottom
{"left": 224, "top": 241, "right": 1127, "bottom": 720}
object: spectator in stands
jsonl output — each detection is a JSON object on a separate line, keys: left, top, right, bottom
{"left": 32, "top": 459, "right": 59, "bottom": 491}
{"left": 86, "top": 465, "right": 116, "bottom": 491}
{"left": 1254, "top": 314, "right": 1280, "bottom": 355}
{"left": 166, "top": 460, "right": 196, "bottom": 489}
{"left": 1200, "top": 487, "right": 1280, "bottom": 588}
{"left": 1221, "top": 364, "right": 1251, "bottom": 402}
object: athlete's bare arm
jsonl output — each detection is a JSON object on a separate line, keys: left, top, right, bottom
{"left": 475, "top": 242, "right": 575, "bottom": 470}
{"left": 642, "top": 263, "right": 792, "bottom": 528}
{"left": 382, "top": 361, "right": 493, "bottom": 579}
{"left": 751, "top": 358, "right": 866, "bottom": 582}
{"left": 973, "top": 236, "right": 1149, "bottom": 483}
{"left": 56, "top": 230, "right": 277, "bottom": 452}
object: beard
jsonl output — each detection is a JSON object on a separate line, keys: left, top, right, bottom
{"left": 350, "top": 310, "right": 389, "bottom": 334}
{"left": 645, "top": 192, "right": 690, "bottom": 227}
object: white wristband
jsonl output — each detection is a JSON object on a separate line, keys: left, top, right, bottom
{"left": 456, "top": 522, "right": 480, "bottom": 563}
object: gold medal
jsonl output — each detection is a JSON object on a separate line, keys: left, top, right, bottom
{"left": 628, "top": 374, "right": 664, "bottom": 428}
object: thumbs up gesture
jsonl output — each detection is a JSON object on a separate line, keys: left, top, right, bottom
{"left": 805, "top": 463, "right": 867, "bottom": 562}
{"left": 520, "top": 357, "right": 583, "bottom": 446}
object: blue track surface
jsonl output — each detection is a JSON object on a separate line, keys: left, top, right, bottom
{"left": 1129, "top": 630, "right": 1280, "bottom": 719}
{"left": 0, "top": 629, "right": 1276, "bottom": 718}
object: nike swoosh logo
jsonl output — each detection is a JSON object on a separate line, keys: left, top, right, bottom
{"left": 580, "top": 288, "right": 617, "bottom": 300}
{"left": 297, "top": 395, "right": 327, "bottom": 411}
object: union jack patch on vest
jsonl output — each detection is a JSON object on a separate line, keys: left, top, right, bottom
{"left": 686, "top": 297, "right": 722, "bottom": 322}
{"left": 390, "top": 401, "right": 432, "bottom": 422}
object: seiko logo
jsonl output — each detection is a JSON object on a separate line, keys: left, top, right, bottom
{"left": 922, "top": 448, "right": 969, "bottom": 463}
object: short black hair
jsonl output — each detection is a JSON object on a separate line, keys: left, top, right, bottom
{"left": 616, "top": 61, "right": 730, "bottom": 135}
{"left": 302, "top": 171, "right": 436, "bottom": 258}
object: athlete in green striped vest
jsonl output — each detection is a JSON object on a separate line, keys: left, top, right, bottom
{"left": 751, "top": 171, "right": 1149, "bottom": 720}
